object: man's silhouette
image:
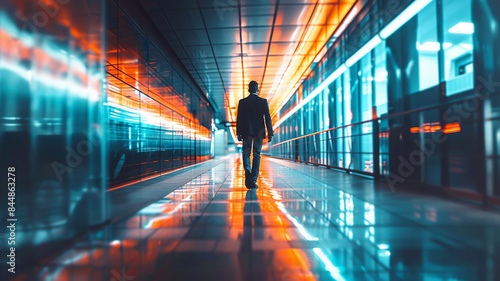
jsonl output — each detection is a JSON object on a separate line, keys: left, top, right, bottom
{"left": 236, "top": 81, "right": 273, "bottom": 189}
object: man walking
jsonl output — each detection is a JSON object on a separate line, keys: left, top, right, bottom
{"left": 236, "top": 81, "right": 273, "bottom": 189}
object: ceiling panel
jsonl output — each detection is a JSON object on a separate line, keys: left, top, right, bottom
{"left": 189, "top": 56, "right": 217, "bottom": 64}
{"left": 212, "top": 44, "right": 241, "bottom": 57}
{"left": 152, "top": 0, "right": 198, "bottom": 10}
{"left": 202, "top": 8, "right": 240, "bottom": 29}
{"left": 241, "top": 5, "right": 275, "bottom": 17}
{"left": 239, "top": 0, "right": 277, "bottom": 6}
{"left": 160, "top": 8, "right": 205, "bottom": 30}
{"left": 242, "top": 43, "right": 268, "bottom": 56}
{"left": 269, "top": 42, "right": 297, "bottom": 56}
{"left": 243, "top": 60, "right": 266, "bottom": 68}
{"left": 241, "top": 15, "right": 274, "bottom": 27}
{"left": 207, "top": 28, "right": 241, "bottom": 44}
{"left": 271, "top": 26, "right": 305, "bottom": 42}
{"left": 276, "top": 4, "right": 316, "bottom": 26}
{"left": 183, "top": 45, "right": 214, "bottom": 60}
{"left": 175, "top": 29, "right": 210, "bottom": 46}
{"left": 244, "top": 27, "right": 272, "bottom": 43}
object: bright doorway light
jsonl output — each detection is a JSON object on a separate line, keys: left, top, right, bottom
{"left": 449, "top": 22, "right": 474, "bottom": 34}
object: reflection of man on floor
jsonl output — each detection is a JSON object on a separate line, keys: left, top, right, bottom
{"left": 236, "top": 81, "right": 273, "bottom": 189}
{"left": 239, "top": 189, "right": 267, "bottom": 276}
{"left": 243, "top": 189, "right": 263, "bottom": 240}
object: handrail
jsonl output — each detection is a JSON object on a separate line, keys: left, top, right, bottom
{"left": 271, "top": 92, "right": 479, "bottom": 147}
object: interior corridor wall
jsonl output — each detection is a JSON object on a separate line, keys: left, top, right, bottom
{"left": 0, "top": 0, "right": 107, "bottom": 264}
{"left": 105, "top": 0, "right": 214, "bottom": 188}
{"left": 473, "top": 0, "right": 500, "bottom": 198}
{"left": 269, "top": 0, "right": 500, "bottom": 204}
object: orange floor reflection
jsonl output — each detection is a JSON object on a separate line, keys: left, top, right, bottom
{"left": 14, "top": 156, "right": 327, "bottom": 280}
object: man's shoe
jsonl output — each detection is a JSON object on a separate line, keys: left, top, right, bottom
{"left": 245, "top": 178, "right": 253, "bottom": 189}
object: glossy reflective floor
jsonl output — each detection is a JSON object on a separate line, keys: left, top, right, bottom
{"left": 16, "top": 156, "right": 500, "bottom": 281}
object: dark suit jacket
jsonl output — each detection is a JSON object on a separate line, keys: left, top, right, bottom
{"left": 236, "top": 94, "right": 273, "bottom": 139}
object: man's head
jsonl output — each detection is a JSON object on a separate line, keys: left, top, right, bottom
{"left": 248, "top": 81, "right": 259, "bottom": 94}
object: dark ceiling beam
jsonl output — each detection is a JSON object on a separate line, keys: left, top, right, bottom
{"left": 238, "top": 1, "right": 245, "bottom": 100}
{"left": 259, "top": 0, "right": 281, "bottom": 92}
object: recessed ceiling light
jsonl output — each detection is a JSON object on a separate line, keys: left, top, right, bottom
{"left": 449, "top": 22, "right": 474, "bottom": 34}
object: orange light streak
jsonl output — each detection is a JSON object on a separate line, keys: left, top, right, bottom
{"left": 410, "top": 122, "right": 461, "bottom": 134}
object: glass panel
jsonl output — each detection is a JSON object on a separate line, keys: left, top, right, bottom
{"left": 374, "top": 41, "right": 388, "bottom": 117}
{"left": 172, "top": 112, "right": 183, "bottom": 169}
{"left": 413, "top": 0, "right": 439, "bottom": 93}
{"left": 360, "top": 52, "right": 373, "bottom": 122}
{"left": 443, "top": 0, "right": 474, "bottom": 96}
{"left": 108, "top": 85, "right": 141, "bottom": 186}
{"left": 343, "top": 72, "right": 352, "bottom": 169}
{"left": 140, "top": 93, "right": 161, "bottom": 178}
{"left": 161, "top": 105, "right": 173, "bottom": 173}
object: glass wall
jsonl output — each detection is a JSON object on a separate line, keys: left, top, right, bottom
{"left": 443, "top": 0, "right": 474, "bottom": 96}
{"left": 0, "top": 0, "right": 107, "bottom": 263}
{"left": 413, "top": 1, "right": 439, "bottom": 93}
{"left": 106, "top": 0, "right": 213, "bottom": 188}
{"left": 270, "top": 0, "right": 499, "bottom": 203}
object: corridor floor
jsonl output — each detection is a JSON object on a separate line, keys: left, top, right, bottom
{"left": 16, "top": 156, "right": 500, "bottom": 281}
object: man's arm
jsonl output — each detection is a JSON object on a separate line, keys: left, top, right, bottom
{"left": 263, "top": 99, "right": 273, "bottom": 138}
{"left": 236, "top": 100, "right": 242, "bottom": 139}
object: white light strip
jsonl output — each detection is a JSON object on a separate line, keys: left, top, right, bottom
{"left": 333, "top": 6, "right": 358, "bottom": 38}
{"left": 108, "top": 84, "right": 120, "bottom": 93}
{"left": 379, "top": 0, "right": 433, "bottom": 39}
{"left": 275, "top": 201, "right": 319, "bottom": 241}
{"left": 313, "top": 248, "right": 346, "bottom": 281}
{"left": 345, "top": 36, "right": 382, "bottom": 67}
{"left": 273, "top": 64, "right": 347, "bottom": 130}
{"left": 272, "top": 4, "right": 360, "bottom": 120}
